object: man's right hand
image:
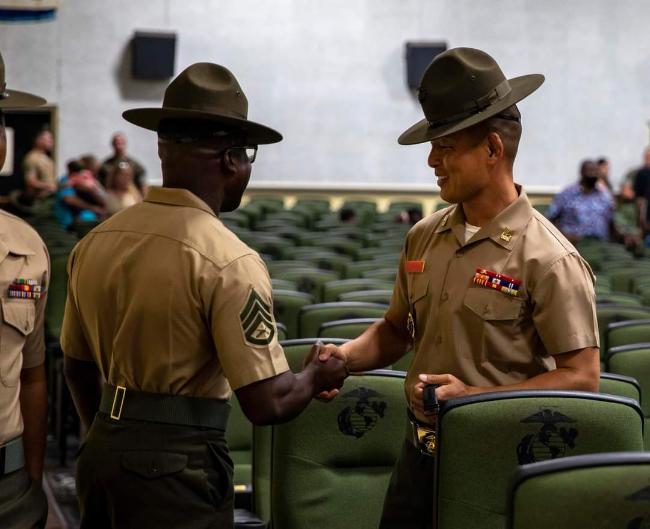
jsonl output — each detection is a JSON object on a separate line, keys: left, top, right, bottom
{"left": 303, "top": 343, "right": 348, "bottom": 397}
{"left": 304, "top": 343, "right": 349, "bottom": 401}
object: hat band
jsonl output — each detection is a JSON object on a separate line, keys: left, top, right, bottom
{"left": 427, "top": 79, "right": 511, "bottom": 129}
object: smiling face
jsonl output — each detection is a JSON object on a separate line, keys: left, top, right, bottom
{"left": 427, "top": 127, "right": 491, "bottom": 204}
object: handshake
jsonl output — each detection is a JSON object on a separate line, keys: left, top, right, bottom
{"left": 302, "top": 341, "right": 350, "bottom": 401}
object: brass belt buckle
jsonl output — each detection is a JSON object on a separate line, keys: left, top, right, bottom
{"left": 110, "top": 386, "right": 126, "bottom": 420}
{"left": 411, "top": 419, "right": 437, "bottom": 457}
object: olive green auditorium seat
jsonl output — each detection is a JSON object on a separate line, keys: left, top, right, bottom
{"left": 599, "top": 372, "right": 641, "bottom": 403}
{"left": 321, "top": 278, "right": 393, "bottom": 302}
{"left": 267, "top": 370, "right": 407, "bottom": 529}
{"left": 607, "top": 318, "right": 650, "bottom": 349}
{"left": 299, "top": 302, "right": 387, "bottom": 338}
{"left": 435, "top": 391, "right": 644, "bottom": 529}
{"left": 607, "top": 343, "right": 650, "bottom": 449}
{"left": 507, "top": 453, "right": 650, "bottom": 529}
{"left": 318, "top": 317, "right": 380, "bottom": 339}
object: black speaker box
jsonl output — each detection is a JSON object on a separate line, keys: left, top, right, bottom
{"left": 132, "top": 31, "right": 176, "bottom": 80}
{"left": 405, "top": 42, "right": 447, "bottom": 90}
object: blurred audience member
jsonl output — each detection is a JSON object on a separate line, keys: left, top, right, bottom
{"left": 80, "top": 153, "right": 101, "bottom": 179}
{"left": 22, "top": 129, "right": 57, "bottom": 201}
{"left": 339, "top": 207, "right": 356, "bottom": 223}
{"left": 596, "top": 157, "right": 613, "bottom": 191}
{"left": 621, "top": 146, "right": 650, "bottom": 201}
{"left": 394, "top": 207, "right": 423, "bottom": 225}
{"left": 55, "top": 160, "right": 106, "bottom": 229}
{"left": 547, "top": 159, "right": 614, "bottom": 242}
{"left": 98, "top": 132, "right": 146, "bottom": 194}
{"left": 105, "top": 161, "right": 142, "bottom": 215}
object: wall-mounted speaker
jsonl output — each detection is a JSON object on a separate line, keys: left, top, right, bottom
{"left": 132, "top": 31, "right": 176, "bottom": 80}
{"left": 405, "top": 42, "right": 447, "bottom": 90}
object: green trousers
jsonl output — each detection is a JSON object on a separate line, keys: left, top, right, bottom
{"left": 379, "top": 437, "right": 435, "bottom": 529}
{"left": 77, "top": 413, "right": 234, "bottom": 529}
{"left": 0, "top": 468, "right": 48, "bottom": 529}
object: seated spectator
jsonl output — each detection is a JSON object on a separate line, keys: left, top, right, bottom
{"left": 596, "top": 157, "right": 613, "bottom": 191}
{"left": 55, "top": 160, "right": 106, "bottom": 229}
{"left": 547, "top": 159, "right": 614, "bottom": 242}
{"left": 98, "top": 132, "right": 147, "bottom": 194}
{"left": 395, "top": 207, "right": 423, "bottom": 225}
{"left": 339, "top": 207, "right": 356, "bottom": 223}
{"left": 105, "top": 161, "right": 142, "bottom": 215}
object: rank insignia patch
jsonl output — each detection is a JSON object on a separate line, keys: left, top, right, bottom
{"left": 240, "top": 289, "right": 275, "bottom": 346}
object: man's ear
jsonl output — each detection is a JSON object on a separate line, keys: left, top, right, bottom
{"left": 221, "top": 149, "right": 240, "bottom": 176}
{"left": 486, "top": 132, "right": 504, "bottom": 162}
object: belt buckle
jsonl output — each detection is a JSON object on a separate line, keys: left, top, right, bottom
{"left": 410, "top": 419, "right": 437, "bottom": 457}
{"left": 110, "top": 385, "right": 126, "bottom": 420}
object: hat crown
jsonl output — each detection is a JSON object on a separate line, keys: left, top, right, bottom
{"left": 418, "top": 47, "right": 510, "bottom": 128}
{"left": 162, "top": 63, "right": 248, "bottom": 120}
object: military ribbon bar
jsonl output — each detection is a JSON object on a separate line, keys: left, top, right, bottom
{"left": 406, "top": 260, "right": 426, "bottom": 273}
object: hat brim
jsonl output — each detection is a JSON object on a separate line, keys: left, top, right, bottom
{"left": 122, "top": 107, "right": 282, "bottom": 145}
{"left": 0, "top": 89, "right": 47, "bottom": 109}
{"left": 398, "top": 74, "right": 545, "bottom": 145}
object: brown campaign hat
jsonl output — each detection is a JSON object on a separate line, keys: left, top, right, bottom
{"left": 123, "top": 63, "right": 282, "bottom": 144}
{"left": 398, "top": 47, "right": 544, "bottom": 145}
{"left": 0, "top": 51, "right": 46, "bottom": 108}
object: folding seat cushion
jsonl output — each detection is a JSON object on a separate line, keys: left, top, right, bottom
{"left": 607, "top": 344, "right": 650, "bottom": 449}
{"left": 318, "top": 318, "right": 381, "bottom": 339}
{"left": 607, "top": 319, "right": 650, "bottom": 349}
{"left": 299, "top": 302, "right": 387, "bottom": 338}
{"left": 507, "top": 453, "right": 650, "bottom": 529}
{"left": 338, "top": 290, "right": 393, "bottom": 305}
{"left": 596, "top": 292, "right": 642, "bottom": 306}
{"left": 322, "top": 278, "right": 394, "bottom": 302}
{"left": 599, "top": 372, "right": 641, "bottom": 402}
{"left": 436, "top": 391, "right": 644, "bottom": 529}
{"left": 272, "top": 289, "right": 313, "bottom": 339}
{"left": 596, "top": 304, "right": 650, "bottom": 358}
{"left": 279, "top": 268, "right": 340, "bottom": 302}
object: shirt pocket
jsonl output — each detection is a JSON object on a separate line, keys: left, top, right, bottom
{"left": 464, "top": 287, "right": 524, "bottom": 321}
{"left": 463, "top": 287, "right": 527, "bottom": 366}
{"left": 1, "top": 298, "right": 36, "bottom": 388}
{"left": 121, "top": 451, "right": 188, "bottom": 480}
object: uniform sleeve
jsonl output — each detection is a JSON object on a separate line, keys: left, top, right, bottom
{"left": 60, "top": 248, "right": 93, "bottom": 361}
{"left": 208, "top": 254, "right": 289, "bottom": 390}
{"left": 22, "top": 152, "right": 37, "bottom": 183}
{"left": 384, "top": 240, "right": 410, "bottom": 332}
{"left": 531, "top": 252, "right": 599, "bottom": 355}
{"left": 21, "top": 245, "right": 49, "bottom": 369}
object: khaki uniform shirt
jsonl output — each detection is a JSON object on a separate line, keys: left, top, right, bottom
{"left": 385, "top": 187, "right": 598, "bottom": 423}
{"left": 0, "top": 211, "right": 49, "bottom": 445}
{"left": 61, "top": 187, "right": 288, "bottom": 399}
{"left": 23, "top": 150, "right": 56, "bottom": 186}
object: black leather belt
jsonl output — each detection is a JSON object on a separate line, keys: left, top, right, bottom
{"left": 0, "top": 436, "right": 25, "bottom": 476}
{"left": 99, "top": 384, "right": 230, "bottom": 431}
{"left": 407, "top": 409, "right": 437, "bottom": 457}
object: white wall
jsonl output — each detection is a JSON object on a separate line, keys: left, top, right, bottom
{"left": 1, "top": 0, "right": 649, "bottom": 191}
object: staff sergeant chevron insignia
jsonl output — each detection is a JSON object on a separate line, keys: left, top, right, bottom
{"left": 240, "top": 288, "right": 276, "bottom": 346}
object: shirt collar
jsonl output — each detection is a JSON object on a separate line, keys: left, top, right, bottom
{"left": 434, "top": 184, "right": 534, "bottom": 251}
{"left": 144, "top": 186, "right": 217, "bottom": 217}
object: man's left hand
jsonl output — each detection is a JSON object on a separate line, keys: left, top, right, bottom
{"left": 411, "top": 373, "right": 478, "bottom": 415}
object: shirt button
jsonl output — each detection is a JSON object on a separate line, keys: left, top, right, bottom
{"left": 441, "top": 292, "right": 449, "bottom": 301}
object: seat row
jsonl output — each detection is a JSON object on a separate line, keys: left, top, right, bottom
{"left": 225, "top": 342, "right": 647, "bottom": 529}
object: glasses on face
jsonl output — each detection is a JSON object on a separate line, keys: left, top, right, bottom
{"left": 226, "top": 145, "right": 258, "bottom": 164}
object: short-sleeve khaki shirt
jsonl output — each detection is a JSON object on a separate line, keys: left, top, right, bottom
{"left": 385, "top": 186, "right": 598, "bottom": 423}
{"left": 23, "top": 149, "right": 56, "bottom": 187}
{"left": 61, "top": 187, "right": 289, "bottom": 399}
{"left": 0, "top": 211, "right": 49, "bottom": 445}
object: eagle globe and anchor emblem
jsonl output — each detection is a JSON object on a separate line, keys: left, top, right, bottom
{"left": 337, "top": 387, "right": 387, "bottom": 439}
{"left": 516, "top": 409, "right": 579, "bottom": 464}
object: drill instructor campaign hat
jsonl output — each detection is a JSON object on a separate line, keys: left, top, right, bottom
{"left": 123, "top": 62, "right": 282, "bottom": 144}
{"left": 0, "top": 51, "right": 47, "bottom": 108}
{"left": 398, "top": 47, "right": 544, "bottom": 145}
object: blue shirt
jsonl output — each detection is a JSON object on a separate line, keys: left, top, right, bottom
{"left": 54, "top": 176, "right": 99, "bottom": 229}
{"left": 547, "top": 184, "right": 613, "bottom": 240}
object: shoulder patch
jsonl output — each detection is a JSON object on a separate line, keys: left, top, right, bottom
{"left": 240, "top": 288, "right": 276, "bottom": 346}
